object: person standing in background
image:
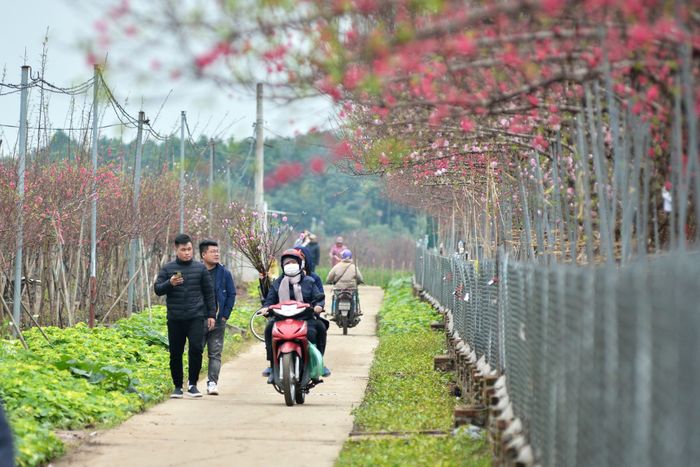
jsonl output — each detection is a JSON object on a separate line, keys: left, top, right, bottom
{"left": 306, "top": 234, "right": 321, "bottom": 268}
{"left": 293, "top": 230, "right": 309, "bottom": 247}
{"left": 199, "top": 240, "right": 236, "bottom": 396}
{"left": 329, "top": 236, "right": 345, "bottom": 267}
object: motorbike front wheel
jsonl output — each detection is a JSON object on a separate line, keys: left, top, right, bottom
{"left": 281, "top": 353, "right": 296, "bottom": 407}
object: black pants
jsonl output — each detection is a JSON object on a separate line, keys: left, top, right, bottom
{"left": 167, "top": 318, "right": 205, "bottom": 388}
{"left": 265, "top": 318, "right": 327, "bottom": 362}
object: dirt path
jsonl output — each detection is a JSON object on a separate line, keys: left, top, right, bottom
{"left": 55, "top": 286, "right": 383, "bottom": 467}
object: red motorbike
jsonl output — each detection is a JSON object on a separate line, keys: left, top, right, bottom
{"left": 268, "top": 300, "right": 324, "bottom": 406}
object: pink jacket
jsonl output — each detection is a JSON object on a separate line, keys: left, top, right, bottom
{"left": 329, "top": 244, "right": 345, "bottom": 267}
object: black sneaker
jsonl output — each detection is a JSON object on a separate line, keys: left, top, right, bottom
{"left": 170, "top": 387, "right": 183, "bottom": 399}
{"left": 186, "top": 385, "right": 203, "bottom": 398}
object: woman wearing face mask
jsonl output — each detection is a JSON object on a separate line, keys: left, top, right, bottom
{"left": 260, "top": 249, "right": 330, "bottom": 383}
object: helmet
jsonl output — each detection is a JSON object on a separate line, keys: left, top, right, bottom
{"left": 292, "top": 246, "right": 306, "bottom": 260}
{"left": 341, "top": 249, "right": 352, "bottom": 260}
{"left": 280, "top": 248, "right": 303, "bottom": 266}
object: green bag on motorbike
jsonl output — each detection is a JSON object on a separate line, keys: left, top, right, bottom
{"left": 306, "top": 342, "right": 324, "bottom": 380}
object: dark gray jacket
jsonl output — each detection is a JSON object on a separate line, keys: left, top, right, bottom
{"left": 154, "top": 258, "right": 216, "bottom": 321}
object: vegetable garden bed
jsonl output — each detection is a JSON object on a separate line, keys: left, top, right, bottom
{"left": 1, "top": 303, "right": 255, "bottom": 466}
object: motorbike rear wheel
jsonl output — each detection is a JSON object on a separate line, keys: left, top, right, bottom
{"left": 281, "top": 353, "right": 296, "bottom": 406}
{"left": 294, "top": 352, "right": 305, "bottom": 404}
{"left": 294, "top": 382, "right": 305, "bottom": 404}
{"left": 342, "top": 317, "right": 348, "bottom": 335}
{"left": 249, "top": 309, "right": 267, "bottom": 342}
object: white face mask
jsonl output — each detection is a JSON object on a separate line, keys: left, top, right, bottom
{"left": 283, "top": 263, "right": 301, "bottom": 276}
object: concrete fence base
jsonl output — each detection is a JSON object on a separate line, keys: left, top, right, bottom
{"left": 416, "top": 277, "right": 536, "bottom": 467}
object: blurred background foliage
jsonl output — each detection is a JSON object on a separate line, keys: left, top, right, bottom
{"left": 46, "top": 129, "right": 420, "bottom": 269}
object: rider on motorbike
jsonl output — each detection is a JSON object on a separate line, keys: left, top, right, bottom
{"left": 261, "top": 249, "right": 330, "bottom": 383}
{"left": 293, "top": 245, "right": 324, "bottom": 292}
{"left": 326, "top": 249, "right": 364, "bottom": 318}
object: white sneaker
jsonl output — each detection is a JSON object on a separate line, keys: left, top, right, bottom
{"left": 207, "top": 381, "right": 219, "bottom": 395}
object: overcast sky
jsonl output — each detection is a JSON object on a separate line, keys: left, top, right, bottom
{"left": 0, "top": 0, "right": 334, "bottom": 157}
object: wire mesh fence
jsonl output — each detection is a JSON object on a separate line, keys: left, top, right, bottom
{"left": 415, "top": 244, "right": 700, "bottom": 467}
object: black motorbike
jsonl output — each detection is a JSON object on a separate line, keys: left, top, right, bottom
{"left": 331, "top": 288, "right": 361, "bottom": 335}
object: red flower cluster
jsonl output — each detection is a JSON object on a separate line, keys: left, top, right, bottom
{"left": 264, "top": 162, "right": 304, "bottom": 190}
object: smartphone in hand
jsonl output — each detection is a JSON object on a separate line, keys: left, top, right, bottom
{"left": 171, "top": 271, "right": 183, "bottom": 285}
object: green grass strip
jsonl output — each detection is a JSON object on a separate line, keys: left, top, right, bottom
{"left": 336, "top": 277, "right": 491, "bottom": 467}
{"left": 338, "top": 435, "right": 490, "bottom": 467}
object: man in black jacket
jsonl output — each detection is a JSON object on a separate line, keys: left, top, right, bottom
{"left": 154, "top": 234, "right": 216, "bottom": 398}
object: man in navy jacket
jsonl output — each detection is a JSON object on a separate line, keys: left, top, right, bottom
{"left": 199, "top": 240, "right": 237, "bottom": 395}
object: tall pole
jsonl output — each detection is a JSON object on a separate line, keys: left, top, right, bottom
{"left": 12, "top": 65, "right": 29, "bottom": 335}
{"left": 254, "top": 83, "right": 264, "bottom": 212}
{"left": 208, "top": 138, "right": 214, "bottom": 237}
{"left": 127, "top": 111, "right": 145, "bottom": 316}
{"left": 226, "top": 164, "right": 231, "bottom": 206}
{"left": 225, "top": 162, "right": 232, "bottom": 266}
{"left": 179, "top": 111, "right": 186, "bottom": 233}
{"left": 89, "top": 65, "right": 99, "bottom": 327}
